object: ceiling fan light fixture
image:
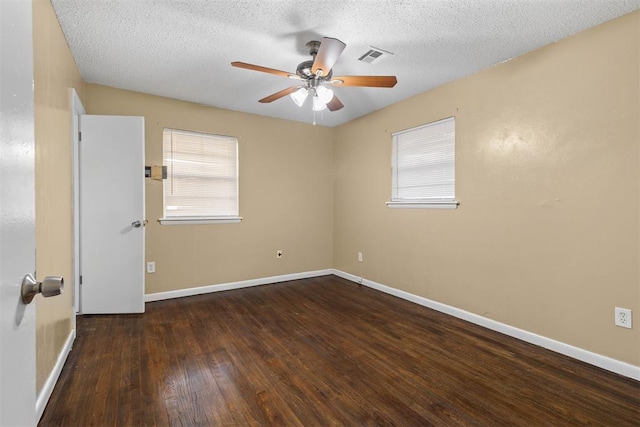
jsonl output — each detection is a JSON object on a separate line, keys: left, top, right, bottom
{"left": 290, "top": 87, "right": 308, "bottom": 107}
{"left": 312, "top": 95, "right": 328, "bottom": 111}
{"left": 316, "top": 85, "right": 334, "bottom": 104}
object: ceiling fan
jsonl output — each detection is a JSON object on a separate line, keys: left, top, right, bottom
{"left": 231, "top": 37, "right": 397, "bottom": 112}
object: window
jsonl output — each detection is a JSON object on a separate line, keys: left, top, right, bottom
{"left": 387, "top": 116, "right": 458, "bottom": 209}
{"left": 160, "top": 128, "right": 241, "bottom": 225}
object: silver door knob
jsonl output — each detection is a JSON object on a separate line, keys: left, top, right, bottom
{"left": 131, "top": 220, "right": 142, "bottom": 228}
{"left": 21, "top": 273, "right": 64, "bottom": 304}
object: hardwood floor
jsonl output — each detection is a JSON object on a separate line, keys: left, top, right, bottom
{"left": 40, "top": 275, "right": 639, "bottom": 426}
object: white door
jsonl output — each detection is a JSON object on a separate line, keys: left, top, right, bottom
{"left": 79, "top": 115, "right": 145, "bottom": 314}
{"left": 0, "top": 0, "right": 37, "bottom": 425}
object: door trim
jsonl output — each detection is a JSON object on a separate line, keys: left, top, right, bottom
{"left": 71, "top": 89, "right": 85, "bottom": 314}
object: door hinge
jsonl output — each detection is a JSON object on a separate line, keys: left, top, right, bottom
{"left": 78, "top": 131, "right": 82, "bottom": 142}
{"left": 79, "top": 275, "right": 83, "bottom": 285}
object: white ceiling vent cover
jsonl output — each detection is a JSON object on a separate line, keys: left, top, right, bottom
{"left": 358, "top": 46, "right": 393, "bottom": 64}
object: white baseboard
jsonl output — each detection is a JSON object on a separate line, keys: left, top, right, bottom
{"left": 145, "top": 269, "right": 333, "bottom": 302}
{"left": 38, "top": 269, "right": 636, "bottom": 427}
{"left": 332, "top": 269, "right": 640, "bottom": 381}
{"left": 143, "top": 267, "right": 638, "bottom": 380}
{"left": 36, "top": 328, "right": 76, "bottom": 423}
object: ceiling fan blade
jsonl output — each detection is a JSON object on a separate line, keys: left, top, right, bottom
{"left": 258, "top": 86, "right": 300, "bottom": 103}
{"left": 332, "top": 75, "right": 398, "bottom": 88}
{"left": 326, "top": 95, "right": 344, "bottom": 112}
{"left": 312, "top": 37, "right": 346, "bottom": 77}
{"left": 231, "top": 61, "right": 298, "bottom": 79}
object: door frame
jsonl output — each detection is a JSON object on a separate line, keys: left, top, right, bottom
{"left": 71, "top": 89, "right": 85, "bottom": 315}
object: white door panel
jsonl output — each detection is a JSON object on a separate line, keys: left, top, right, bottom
{"left": 0, "top": 0, "right": 37, "bottom": 425}
{"left": 80, "top": 115, "right": 145, "bottom": 314}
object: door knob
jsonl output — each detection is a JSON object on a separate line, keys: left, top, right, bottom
{"left": 131, "top": 220, "right": 148, "bottom": 228}
{"left": 21, "top": 273, "right": 64, "bottom": 304}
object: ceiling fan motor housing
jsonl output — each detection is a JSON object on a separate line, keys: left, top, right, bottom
{"left": 306, "top": 40, "right": 321, "bottom": 56}
{"left": 297, "top": 41, "right": 333, "bottom": 81}
{"left": 296, "top": 60, "right": 332, "bottom": 81}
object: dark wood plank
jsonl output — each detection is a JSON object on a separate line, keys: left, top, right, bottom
{"left": 40, "top": 275, "right": 640, "bottom": 426}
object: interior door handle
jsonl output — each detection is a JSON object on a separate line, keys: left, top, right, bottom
{"left": 21, "top": 273, "right": 64, "bottom": 304}
{"left": 131, "top": 220, "right": 149, "bottom": 228}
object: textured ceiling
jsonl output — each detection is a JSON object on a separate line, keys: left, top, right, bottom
{"left": 51, "top": 0, "right": 640, "bottom": 127}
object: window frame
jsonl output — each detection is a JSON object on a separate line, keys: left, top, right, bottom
{"left": 386, "top": 116, "right": 459, "bottom": 209}
{"left": 159, "top": 128, "right": 242, "bottom": 225}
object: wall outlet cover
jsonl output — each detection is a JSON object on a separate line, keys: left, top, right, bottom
{"left": 614, "top": 307, "right": 632, "bottom": 329}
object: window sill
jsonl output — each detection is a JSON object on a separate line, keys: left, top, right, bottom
{"left": 159, "top": 216, "right": 243, "bottom": 225}
{"left": 386, "top": 200, "right": 459, "bottom": 209}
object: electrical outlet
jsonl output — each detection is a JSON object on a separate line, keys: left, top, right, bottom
{"left": 146, "top": 262, "right": 155, "bottom": 274}
{"left": 614, "top": 307, "right": 632, "bottom": 329}
{"left": 358, "top": 252, "right": 363, "bottom": 262}
{"left": 276, "top": 250, "right": 283, "bottom": 259}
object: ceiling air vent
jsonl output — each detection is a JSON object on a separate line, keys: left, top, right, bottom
{"left": 358, "top": 46, "right": 393, "bottom": 65}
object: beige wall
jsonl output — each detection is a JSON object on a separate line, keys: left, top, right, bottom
{"left": 84, "top": 86, "right": 334, "bottom": 294}
{"left": 333, "top": 11, "right": 640, "bottom": 365}
{"left": 33, "top": 0, "right": 85, "bottom": 392}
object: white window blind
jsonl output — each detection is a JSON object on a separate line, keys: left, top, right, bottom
{"left": 162, "top": 129, "right": 240, "bottom": 223}
{"left": 388, "top": 117, "right": 458, "bottom": 209}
